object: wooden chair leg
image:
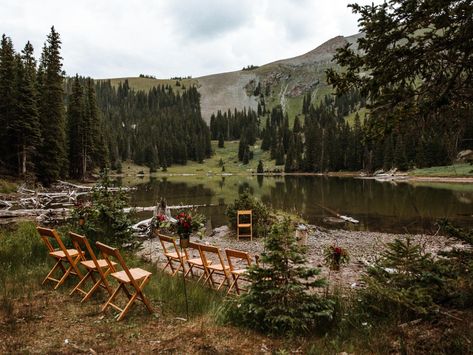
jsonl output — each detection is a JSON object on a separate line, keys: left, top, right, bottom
{"left": 139, "top": 277, "right": 153, "bottom": 313}
{"left": 70, "top": 269, "right": 92, "bottom": 296}
{"left": 117, "top": 290, "right": 139, "bottom": 321}
{"left": 42, "top": 259, "right": 62, "bottom": 285}
{"left": 217, "top": 273, "right": 230, "bottom": 291}
{"left": 227, "top": 274, "right": 240, "bottom": 295}
{"left": 102, "top": 283, "right": 123, "bottom": 312}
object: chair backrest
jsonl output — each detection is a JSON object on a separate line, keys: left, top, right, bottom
{"left": 36, "top": 226, "right": 63, "bottom": 253}
{"left": 158, "top": 234, "right": 182, "bottom": 258}
{"left": 184, "top": 241, "right": 203, "bottom": 259}
{"left": 95, "top": 242, "right": 139, "bottom": 289}
{"left": 69, "top": 232, "right": 100, "bottom": 269}
{"left": 198, "top": 244, "right": 226, "bottom": 268}
{"left": 225, "top": 248, "right": 252, "bottom": 271}
{"left": 237, "top": 210, "right": 252, "bottom": 224}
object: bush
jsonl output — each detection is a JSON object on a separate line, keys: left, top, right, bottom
{"left": 359, "top": 238, "right": 450, "bottom": 321}
{"left": 70, "top": 172, "right": 134, "bottom": 247}
{"left": 222, "top": 218, "right": 333, "bottom": 335}
{"left": 225, "top": 190, "right": 270, "bottom": 237}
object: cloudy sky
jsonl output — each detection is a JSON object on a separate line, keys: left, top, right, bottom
{"left": 1, "top": 0, "right": 381, "bottom": 79}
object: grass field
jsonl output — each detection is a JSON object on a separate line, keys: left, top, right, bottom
{"left": 410, "top": 163, "right": 473, "bottom": 177}
{"left": 121, "top": 140, "right": 281, "bottom": 178}
{"left": 102, "top": 77, "right": 199, "bottom": 93}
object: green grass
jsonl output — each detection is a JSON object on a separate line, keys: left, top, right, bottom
{"left": 410, "top": 163, "right": 473, "bottom": 177}
{"left": 119, "top": 140, "right": 281, "bottom": 180}
{"left": 0, "top": 222, "right": 223, "bottom": 321}
{"left": 345, "top": 107, "right": 367, "bottom": 126}
{"left": 101, "top": 77, "right": 199, "bottom": 94}
{"left": 0, "top": 179, "right": 17, "bottom": 193}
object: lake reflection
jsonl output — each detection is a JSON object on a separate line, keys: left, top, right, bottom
{"left": 126, "top": 175, "right": 473, "bottom": 234}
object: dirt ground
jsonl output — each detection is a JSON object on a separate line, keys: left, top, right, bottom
{"left": 0, "top": 289, "right": 283, "bottom": 354}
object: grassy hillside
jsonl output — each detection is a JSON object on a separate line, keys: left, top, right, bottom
{"left": 101, "top": 34, "right": 360, "bottom": 125}
{"left": 104, "top": 77, "right": 198, "bottom": 93}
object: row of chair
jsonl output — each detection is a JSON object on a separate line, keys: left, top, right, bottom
{"left": 158, "top": 234, "right": 257, "bottom": 295}
{"left": 37, "top": 227, "right": 153, "bottom": 321}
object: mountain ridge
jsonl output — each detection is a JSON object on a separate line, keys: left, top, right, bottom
{"left": 102, "top": 33, "right": 361, "bottom": 123}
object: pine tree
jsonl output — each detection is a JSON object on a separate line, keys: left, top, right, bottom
{"left": 229, "top": 218, "right": 331, "bottom": 335}
{"left": 218, "top": 132, "right": 224, "bottom": 148}
{"left": 37, "top": 27, "right": 67, "bottom": 185}
{"left": 11, "top": 43, "right": 40, "bottom": 176}
{"left": 257, "top": 160, "right": 264, "bottom": 174}
{"left": 0, "top": 35, "right": 16, "bottom": 173}
{"left": 67, "top": 75, "right": 85, "bottom": 179}
{"left": 85, "top": 78, "right": 108, "bottom": 169}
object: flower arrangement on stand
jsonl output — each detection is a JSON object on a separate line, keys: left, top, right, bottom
{"left": 323, "top": 245, "right": 350, "bottom": 271}
{"left": 151, "top": 213, "right": 172, "bottom": 236}
{"left": 176, "top": 211, "right": 193, "bottom": 248}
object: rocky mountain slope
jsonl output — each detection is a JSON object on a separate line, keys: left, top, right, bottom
{"left": 105, "top": 33, "right": 362, "bottom": 124}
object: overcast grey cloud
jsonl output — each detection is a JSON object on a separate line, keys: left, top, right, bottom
{"left": 0, "top": 0, "right": 382, "bottom": 79}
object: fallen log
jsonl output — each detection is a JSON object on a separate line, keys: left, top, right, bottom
{"left": 124, "top": 203, "right": 219, "bottom": 213}
{"left": 0, "top": 203, "right": 220, "bottom": 220}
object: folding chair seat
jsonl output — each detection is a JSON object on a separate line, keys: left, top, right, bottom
{"left": 198, "top": 244, "right": 231, "bottom": 291}
{"left": 158, "top": 234, "right": 186, "bottom": 276}
{"left": 36, "top": 226, "right": 84, "bottom": 289}
{"left": 225, "top": 249, "right": 255, "bottom": 295}
{"left": 183, "top": 242, "right": 212, "bottom": 282}
{"left": 68, "top": 232, "right": 116, "bottom": 302}
{"left": 96, "top": 242, "right": 153, "bottom": 321}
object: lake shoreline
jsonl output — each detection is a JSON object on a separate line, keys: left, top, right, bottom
{"left": 137, "top": 224, "right": 470, "bottom": 290}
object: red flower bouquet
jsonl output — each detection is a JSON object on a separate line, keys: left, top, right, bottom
{"left": 176, "top": 211, "right": 193, "bottom": 236}
{"left": 323, "top": 245, "right": 350, "bottom": 271}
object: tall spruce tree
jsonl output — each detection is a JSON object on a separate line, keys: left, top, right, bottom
{"left": 11, "top": 43, "right": 40, "bottom": 176}
{"left": 67, "top": 75, "right": 85, "bottom": 179}
{"left": 0, "top": 35, "right": 16, "bottom": 173}
{"left": 37, "top": 27, "right": 67, "bottom": 185}
{"left": 85, "top": 78, "right": 108, "bottom": 170}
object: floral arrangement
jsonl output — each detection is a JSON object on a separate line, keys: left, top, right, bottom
{"left": 176, "top": 211, "right": 193, "bottom": 237}
{"left": 323, "top": 245, "right": 350, "bottom": 270}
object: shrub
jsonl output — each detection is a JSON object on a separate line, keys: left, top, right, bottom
{"left": 70, "top": 172, "right": 134, "bottom": 247}
{"left": 359, "top": 238, "right": 450, "bottom": 321}
{"left": 222, "top": 218, "right": 333, "bottom": 335}
{"left": 225, "top": 190, "right": 270, "bottom": 237}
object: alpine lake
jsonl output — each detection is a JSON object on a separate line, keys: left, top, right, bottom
{"left": 122, "top": 174, "right": 473, "bottom": 234}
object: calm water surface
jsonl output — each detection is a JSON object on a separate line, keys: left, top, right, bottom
{"left": 125, "top": 175, "right": 473, "bottom": 234}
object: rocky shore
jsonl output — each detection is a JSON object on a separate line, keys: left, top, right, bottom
{"left": 137, "top": 224, "right": 469, "bottom": 289}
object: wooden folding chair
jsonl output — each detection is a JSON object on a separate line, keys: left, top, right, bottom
{"left": 68, "top": 232, "right": 116, "bottom": 302}
{"left": 158, "top": 234, "right": 187, "bottom": 276}
{"left": 225, "top": 249, "right": 254, "bottom": 295}
{"left": 237, "top": 210, "right": 253, "bottom": 241}
{"left": 183, "top": 242, "right": 211, "bottom": 282}
{"left": 96, "top": 242, "right": 153, "bottom": 321}
{"left": 36, "top": 226, "right": 84, "bottom": 289}
{"left": 198, "top": 244, "right": 231, "bottom": 291}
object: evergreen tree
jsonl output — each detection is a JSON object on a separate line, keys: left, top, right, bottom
{"left": 0, "top": 35, "right": 16, "bottom": 172}
{"left": 67, "top": 75, "right": 85, "bottom": 179}
{"left": 257, "top": 160, "right": 264, "bottom": 174}
{"left": 227, "top": 218, "right": 331, "bottom": 335}
{"left": 37, "top": 27, "right": 67, "bottom": 185}
{"left": 85, "top": 78, "right": 108, "bottom": 169}
{"left": 11, "top": 43, "right": 40, "bottom": 176}
{"left": 218, "top": 132, "right": 224, "bottom": 148}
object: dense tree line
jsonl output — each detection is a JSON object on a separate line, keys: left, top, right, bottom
{"left": 95, "top": 80, "right": 211, "bottom": 171}
{"left": 209, "top": 107, "right": 259, "bottom": 142}
{"left": 0, "top": 28, "right": 212, "bottom": 184}
{"left": 0, "top": 27, "right": 71, "bottom": 184}
{"left": 326, "top": 0, "right": 473, "bottom": 169}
